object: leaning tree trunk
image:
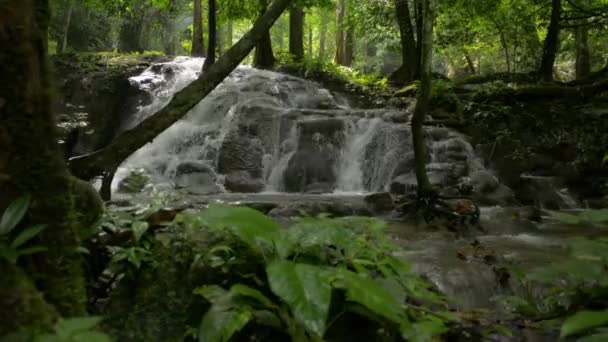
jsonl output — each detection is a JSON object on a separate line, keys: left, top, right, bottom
{"left": 539, "top": 0, "right": 561, "bottom": 81}
{"left": 59, "top": 0, "right": 73, "bottom": 53}
{"left": 0, "top": 0, "right": 88, "bottom": 332}
{"left": 390, "top": 0, "right": 419, "bottom": 84}
{"left": 335, "top": 0, "right": 346, "bottom": 65}
{"left": 254, "top": 0, "right": 275, "bottom": 69}
{"left": 575, "top": 22, "right": 590, "bottom": 80}
{"left": 411, "top": 0, "right": 436, "bottom": 198}
{"left": 289, "top": 6, "right": 305, "bottom": 60}
{"left": 203, "top": 0, "right": 217, "bottom": 70}
{"left": 70, "top": 0, "right": 295, "bottom": 180}
{"left": 192, "top": 0, "right": 206, "bottom": 57}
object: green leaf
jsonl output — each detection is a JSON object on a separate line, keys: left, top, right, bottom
{"left": 332, "top": 268, "right": 404, "bottom": 323}
{"left": 55, "top": 316, "right": 104, "bottom": 336}
{"left": 0, "top": 194, "right": 31, "bottom": 235}
{"left": 579, "top": 332, "right": 608, "bottom": 342}
{"left": 71, "top": 331, "right": 112, "bottom": 342}
{"left": 198, "top": 206, "right": 283, "bottom": 256}
{"left": 561, "top": 311, "right": 608, "bottom": 338}
{"left": 267, "top": 260, "right": 332, "bottom": 337}
{"left": 195, "top": 285, "right": 230, "bottom": 304}
{"left": 230, "top": 284, "right": 279, "bottom": 310}
{"left": 10, "top": 224, "right": 46, "bottom": 248}
{"left": 547, "top": 210, "right": 580, "bottom": 225}
{"left": 131, "top": 221, "right": 149, "bottom": 242}
{"left": 16, "top": 246, "right": 47, "bottom": 257}
{"left": 199, "top": 305, "right": 253, "bottom": 342}
{"left": 401, "top": 318, "right": 448, "bottom": 342}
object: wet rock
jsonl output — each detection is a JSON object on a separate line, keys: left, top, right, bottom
{"left": 224, "top": 171, "right": 265, "bottom": 193}
{"left": 117, "top": 169, "right": 150, "bottom": 193}
{"left": 218, "top": 133, "right": 264, "bottom": 178}
{"left": 174, "top": 161, "right": 221, "bottom": 195}
{"left": 175, "top": 161, "right": 213, "bottom": 176}
{"left": 364, "top": 192, "right": 394, "bottom": 214}
{"left": 515, "top": 175, "right": 577, "bottom": 210}
{"left": 390, "top": 173, "right": 418, "bottom": 195}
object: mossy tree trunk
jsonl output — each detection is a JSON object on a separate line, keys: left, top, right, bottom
{"left": 411, "top": 0, "right": 436, "bottom": 199}
{"left": 203, "top": 0, "right": 217, "bottom": 71}
{"left": 575, "top": 22, "right": 590, "bottom": 80}
{"left": 254, "top": 0, "right": 276, "bottom": 69}
{"left": 192, "top": 0, "right": 206, "bottom": 57}
{"left": 539, "top": 0, "right": 561, "bottom": 81}
{"left": 70, "top": 0, "right": 295, "bottom": 180}
{"left": 289, "top": 6, "right": 305, "bottom": 61}
{"left": 335, "top": 0, "right": 346, "bottom": 65}
{"left": 0, "top": 0, "right": 87, "bottom": 333}
{"left": 391, "top": 0, "right": 419, "bottom": 84}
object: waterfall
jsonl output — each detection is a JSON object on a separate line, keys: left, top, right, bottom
{"left": 113, "top": 57, "right": 491, "bottom": 196}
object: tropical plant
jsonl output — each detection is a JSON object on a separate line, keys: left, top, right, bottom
{"left": 173, "top": 206, "right": 452, "bottom": 341}
{"left": 33, "top": 316, "right": 111, "bottom": 342}
{"left": 0, "top": 194, "right": 47, "bottom": 264}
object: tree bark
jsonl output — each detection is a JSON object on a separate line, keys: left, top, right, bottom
{"left": 344, "top": 25, "right": 354, "bottom": 67}
{"left": 289, "top": 6, "right": 305, "bottom": 60}
{"left": 335, "top": 0, "right": 346, "bottom": 65}
{"left": 575, "top": 22, "right": 590, "bottom": 80}
{"left": 465, "top": 52, "right": 476, "bottom": 74}
{"left": 412, "top": 0, "right": 436, "bottom": 198}
{"left": 308, "top": 18, "right": 313, "bottom": 58}
{"left": 0, "top": 0, "right": 87, "bottom": 324}
{"left": 203, "top": 0, "right": 217, "bottom": 71}
{"left": 69, "top": 0, "right": 295, "bottom": 180}
{"left": 254, "top": 0, "right": 275, "bottom": 69}
{"left": 390, "top": 0, "right": 419, "bottom": 84}
{"left": 59, "top": 0, "right": 73, "bottom": 53}
{"left": 319, "top": 10, "right": 328, "bottom": 59}
{"left": 539, "top": 0, "right": 561, "bottom": 81}
{"left": 192, "top": 0, "right": 206, "bottom": 57}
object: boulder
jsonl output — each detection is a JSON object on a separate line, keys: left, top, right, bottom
{"left": 514, "top": 175, "right": 577, "bottom": 210}
{"left": 218, "top": 133, "right": 264, "bottom": 178}
{"left": 174, "top": 161, "right": 221, "bottom": 195}
{"left": 364, "top": 192, "right": 394, "bottom": 214}
{"left": 117, "top": 169, "right": 150, "bottom": 193}
{"left": 224, "top": 171, "right": 265, "bottom": 193}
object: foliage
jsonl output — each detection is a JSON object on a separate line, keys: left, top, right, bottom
{"left": 0, "top": 194, "right": 47, "bottom": 264}
{"left": 548, "top": 209, "right": 608, "bottom": 228}
{"left": 176, "top": 206, "right": 451, "bottom": 341}
{"left": 33, "top": 317, "right": 111, "bottom": 342}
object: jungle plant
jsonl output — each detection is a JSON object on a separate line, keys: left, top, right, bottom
{"left": 175, "top": 206, "right": 453, "bottom": 341}
{"left": 0, "top": 194, "right": 47, "bottom": 264}
{"left": 33, "top": 317, "right": 111, "bottom": 342}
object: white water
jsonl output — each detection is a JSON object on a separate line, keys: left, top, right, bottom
{"left": 113, "top": 57, "right": 487, "bottom": 196}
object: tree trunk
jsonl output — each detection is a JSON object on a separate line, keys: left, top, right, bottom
{"left": 226, "top": 20, "right": 233, "bottom": 48}
{"left": 254, "top": 0, "right": 275, "bottom": 69}
{"left": 118, "top": 13, "right": 144, "bottom": 53}
{"left": 69, "top": 0, "right": 295, "bottom": 180}
{"left": 59, "top": 0, "right": 73, "bottom": 53}
{"left": 0, "top": 0, "right": 87, "bottom": 326}
{"left": 411, "top": 0, "right": 436, "bottom": 198}
{"left": 308, "top": 19, "right": 313, "bottom": 58}
{"left": 319, "top": 10, "right": 328, "bottom": 59}
{"left": 390, "top": 0, "right": 419, "bottom": 84}
{"left": 465, "top": 52, "right": 476, "bottom": 74}
{"left": 539, "top": 0, "right": 561, "bottom": 81}
{"left": 335, "top": 0, "right": 346, "bottom": 65}
{"left": 203, "top": 0, "right": 217, "bottom": 71}
{"left": 344, "top": 26, "right": 354, "bottom": 67}
{"left": 289, "top": 6, "right": 304, "bottom": 60}
{"left": 575, "top": 23, "right": 590, "bottom": 80}
{"left": 192, "top": 0, "right": 205, "bottom": 57}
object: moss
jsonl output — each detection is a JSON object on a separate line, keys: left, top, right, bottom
{"left": 0, "top": 261, "right": 57, "bottom": 337}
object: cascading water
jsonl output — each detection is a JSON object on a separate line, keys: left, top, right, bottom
{"left": 114, "top": 57, "right": 488, "bottom": 196}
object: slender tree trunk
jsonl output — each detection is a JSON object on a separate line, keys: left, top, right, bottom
{"left": 390, "top": 0, "right": 419, "bottom": 84}
{"left": 226, "top": 20, "right": 233, "bottom": 48}
{"left": 118, "top": 12, "right": 144, "bottom": 53}
{"left": 465, "top": 52, "right": 476, "bottom": 74}
{"left": 412, "top": 0, "right": 436, "bottom": 198}
{"left": 70, "top": 0, "right": 296, "bottom": 180}
{"left": 319, "top": 10, "right": 328, "bottom": 59}
{"left": 335, "top": 0, "right": 346, "bottom": 65}
{"left": 59, "top": 0, "right": 73, "bottom": 53}
{"left": 415, "top": 0, "right": 423, "bottom": 71}
{"left": 203, "top": 0, "right": 217, "bottom": 70}
{"left": 308, "top": 19, "right": 313, "bottom": 58}
{"left": 254, "top": 0, "right": 275, "bottom": 69}
{"left": 539, "top": 0, "right": 561, "bottom": 81}
{"left": 289, "top": 6, "right": 305, "bottom": 60}
{"left": 575, "top": 23, "right": 590, "bottom": 80}
{"left": 0, "top": 0, "right": 88, "bottom": 330}
{"left": 192, "top": 0, "right": 206, "bottom": 57}
{"left": 344, "top": 26, "right": 354, "bottom": 66}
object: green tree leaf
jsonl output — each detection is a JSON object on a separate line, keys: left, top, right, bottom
{"left": 266, "top": 260, "right": 332, "bottom": 337}
{"left": 199, "top": 303, "right": 253, "bottom": 342}
{"left": 55, "top": 316, "right": 104, "bottom": 337}
{"left": 332, "top": 268, "right": 404, "bottom": 323}
{"left": 561, "top": 311, "right": 608, "bottom": 338}
{"left": 230, "top": 284, "right": 279, "bottom": 310}
{"left": 0, "top": 194, "right": 31, "bottom": 235}
{"left": 10, "top": 224, "right": 46, "bottom": 248}
{"left": 579, "top": 332, "right": 608, "bottom": 342}
{"left": 131, "top": 221, "right": 149, "bottom": 242}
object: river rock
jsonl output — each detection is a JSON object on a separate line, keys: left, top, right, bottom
{"left": 174, "top": 161, "right": 220, "bottom": 195}
{"left": 364, "top": 192, "right": 395, "bottom": 213}
{"left": 224, "top": 171, "right": 265, "bottom": 193}
{"left": 515, "top": 175, "right": 577, "bottom": 210}
{"left": 217, "top": 132, "right": 264, "bottom": 177}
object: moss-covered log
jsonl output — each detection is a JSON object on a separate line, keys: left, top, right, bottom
{"left": 69, "top": 0, "right": 295, "bottom": 180}
{"left": 0, "top": 0, "right": 88, "bottom": 326}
